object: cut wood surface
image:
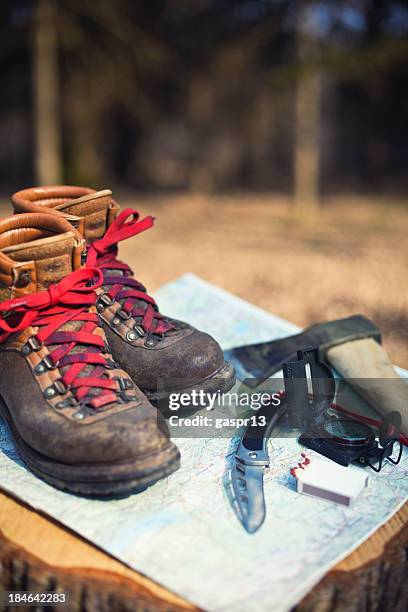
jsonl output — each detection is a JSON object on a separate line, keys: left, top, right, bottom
{"left": 0, "top": 491, "right": 407, "bottom": 611}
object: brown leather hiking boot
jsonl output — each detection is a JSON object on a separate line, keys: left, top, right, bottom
{"left": 12, "top": 186, "right": 235, "bottom": 409}
{"left": 0, "top": 212, "right": 179, "bottom": 496}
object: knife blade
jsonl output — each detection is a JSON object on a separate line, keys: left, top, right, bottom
{"left": 231, "top": 398, "right": 287, "bottom": 533}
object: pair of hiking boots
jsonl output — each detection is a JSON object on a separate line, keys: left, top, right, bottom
{"left": 0, "top": 186, "right": 235, "bottom": 496}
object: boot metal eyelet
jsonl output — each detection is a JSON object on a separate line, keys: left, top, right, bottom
{"left": 34, "top": 362, "right": 46, "bottom": 375}
{"left": 126, "top": 324, "right": 145, "bottom": 342}
{"left": 144, "top": 335, "right": 158, "bottom": 348}
{"left": 117, "top": 308, "right": 131, "bottom": 320}
{"left": 54, "top": 396, "right": 78, "bottom": 410}
{"left": 34, "top": 356, "right": 56, "bottom": 375}
{"left": 114, "top": 376, "right": 134, "bottom": 402}
{"left": 44, "top": 386, "right": 57, "bottom": 399}
{"left": 43, "top": 380, "right": 67, "bottom": 399}
{"left": 54, "top": 380, "right": 68, "bottom": 394}
{"left": 44, "top": 355, "right": 57, "bottom": 369}
{"left": 96, "top": 293, "right": 114, "bottom": 312}
{"left": 21, "top": 336, "right": 42, "bottom": 356}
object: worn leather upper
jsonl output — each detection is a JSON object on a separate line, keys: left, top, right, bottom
{"left": 0, "top": 211, "right": 174, "bottom": 466}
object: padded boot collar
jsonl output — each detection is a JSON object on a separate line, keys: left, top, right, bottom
{"left": 11, "top": 185, "right": 119, "bottom": 243}
{"left": 0, "top": 213, "right": 84, "bottom": 298}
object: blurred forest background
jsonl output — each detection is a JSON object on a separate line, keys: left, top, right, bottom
{"left": 0, "top": 0, "right": 407, "bottom": 365}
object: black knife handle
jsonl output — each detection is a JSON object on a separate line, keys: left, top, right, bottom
{"left": 235, "top": 401, "right": 287, "bottom": 466}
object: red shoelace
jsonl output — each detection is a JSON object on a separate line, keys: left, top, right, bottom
{"left": 0, "top": 268, "right": 124, "bottom": 409}
{"left": 86, "top": 208, "right": 174, "bottom": 336}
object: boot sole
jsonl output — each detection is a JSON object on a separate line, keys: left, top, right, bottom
{"left": 0, "top": 396, "right": 180, "bottom": 498}
{"left": 144, "top": 361, "right": 236, "bottom": 412}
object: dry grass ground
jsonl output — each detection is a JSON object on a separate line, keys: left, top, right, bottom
{"left": 0, "top": 193, "right": 406, "bottom": 367}
{"left": 117, "top": 193, "right": 408, "bottom": 368}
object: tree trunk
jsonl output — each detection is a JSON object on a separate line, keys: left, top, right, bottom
{"left": 67, "top": 73, "right": 105, "bottom": 186}
{"left": 33, "top": 0, "right": 63, "bottom": 185}
{"left": 294, "top": 1, "right": 321, "bottom": 212}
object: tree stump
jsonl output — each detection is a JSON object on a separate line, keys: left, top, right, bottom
{"left": 0, "top": 491, "right": 406, "bottom": 611}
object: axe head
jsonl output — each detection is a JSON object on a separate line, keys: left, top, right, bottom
{"left": 226, "top": 315, "right": 381, "bottom": 387}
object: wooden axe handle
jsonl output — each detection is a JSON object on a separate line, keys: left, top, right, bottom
{"left": 326, "top": 338, "right": 408, "bottom": 436}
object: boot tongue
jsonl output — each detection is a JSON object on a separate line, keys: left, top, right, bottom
{"left": 54, "top": 189, "right": 116, "bottom": 243}
{"left": 3, "top": 232, "right": 80, "bottom": 291}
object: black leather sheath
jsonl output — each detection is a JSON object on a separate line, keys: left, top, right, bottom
{"left": 228, "top": 315, "right": 381, "bottom": 387}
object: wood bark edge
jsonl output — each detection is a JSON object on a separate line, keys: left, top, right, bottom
{"left": 296, "top": 511, "right": 408, "bottom": 611}
{"left": 0, "top": 529, "right": 197, "bottom": 611}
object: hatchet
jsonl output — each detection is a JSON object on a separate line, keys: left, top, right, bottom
{"left": 228, "top": 315, "right": 408, "bottom": 435}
